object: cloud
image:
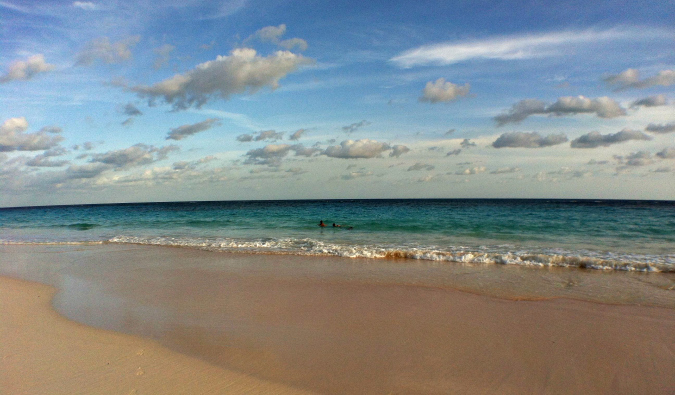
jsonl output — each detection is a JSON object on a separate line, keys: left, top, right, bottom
{"left": 615, "top": 151, "right": 653, "bottom": 167}
{"left": 75, "top": 36, "right": 141, "bottom": 66}
{"left": 604, "top": 68, "right": 675, "bottom": 90}
{"left": 72, "top": 1, "right": 97, "bottom": 10}
{"left": 570, "top": 129, "right": 651, "bottom": 148}
{"left": 419, "top": 78, "right": 470, "bottom": 103}
{"left": 656, "top": 147, "right": 675, "bottom": 159}
{"left": 279, "top": 38, "right": 308, "bottom": 51}
{"left": 127, "top": 48, "right": 312, "bottom": 110}
{"left": 455, "top": 166, "right": 486, "bottom": 175}
{"left": 389, "top": 145, "right": 410, "bottom": 157}
{"left": 446, "top": 149, "right": 462, "bottom": 156}
{"left": 245, "top": 24, "right": 308, "bottom": 51}
{"left": 166, "top": 118, "right": 220, "bottom": 140}
{"left": 172, "top": 155, "right": 217, "bottom": 170}
{"left": 492, "top": 131, "right": 568, "bottom": 148}
{"left": 255, "top": 130, "right": 284, "bottom": 141}
{"left": 243, "top": 143, "right": 292, "bottom": 166}
{"left": 631, "top": 94, "right": 667, "bottom": 108}
{"left": 39, "top": 126, "right": 63, "bottom": 134}
{"left": 289, "top": 129, "right": 306, "bottom": 140}
{"left": 490, "top": 167, "right": 521, "bottom": 174}
{"left": 391, "top": 29, "right": 655, "bottom": 68}
{"left": 237, "top": 130, "right": 284, "bottom": 142}
{"left": 495, "top": 96, "right": 626, "bottom": 126}
{"left": 0, "top": 54, "right": 55, "bottom": 83}
{"left": 122, "top": 103, "right": 142, "bottom": 116}
{"left": 66, "top": 163, "right": 111, "bottom": 179}
{"left": 153, "top": 44, "right": 175, "bottom": 70}
{"left": 26, "top": 155, "right": 69, "bottom": 167}
{"left": 342, "top": 120, "right": 370, "bottom": 134}
{"left": 0, "top": 117, "right": 64, "bottom": 152}
{"left": 323, "top": 139, "right": 392, "bottom": 159}
{"left": 291, "top": 144, "right": 321, "bottom": 157}
{"left": 645, "top": 123, "right": 675, "bottom": 134}
{"left": 90, "top": 143, "right": 179, "bottom": 169}
{"left": 341, "top": 170, "right": 373, "bottom": 180}
{"left": 460, "top": 139, "right": 476, "bottom": 149}
{"left": 407, "top": 162, "right": 434, "bottom": 171}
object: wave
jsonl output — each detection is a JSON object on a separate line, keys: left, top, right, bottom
{"left": 103, "top": 235, "right": 674, "bottom": 273}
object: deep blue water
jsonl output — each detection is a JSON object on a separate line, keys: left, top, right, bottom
{"left": 1, "top": 199, "right": 674, "bottom": 271}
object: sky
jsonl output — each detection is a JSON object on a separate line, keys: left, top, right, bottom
{"left": 1, "top": 0, "right": 674, "bottom": 206}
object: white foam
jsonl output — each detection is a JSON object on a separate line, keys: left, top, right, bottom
{"left": 104, "top": 235, "right": 674, "bottom": 273}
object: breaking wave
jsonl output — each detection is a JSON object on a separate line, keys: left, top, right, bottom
{"left": 104, "top": 235, "right": 675, "bottom": 273}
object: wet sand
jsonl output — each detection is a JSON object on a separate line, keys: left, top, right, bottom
{"left": 1, "top": 244, "right": 674, "bottom": 394}
{"left": 0, "top": 275, "right": 310, "bottom": 395}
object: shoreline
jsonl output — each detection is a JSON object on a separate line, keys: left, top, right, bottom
{"left": 1, "top": 244, "right": 674, "bottom": 394}
{"left": 0, "top": 275, "right": 310, "bottom": 395}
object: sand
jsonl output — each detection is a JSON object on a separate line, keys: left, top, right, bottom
{"left": 1, "top": 244, "right": 674, "bottom": 394}
{"left": 0, "top": 275, "right": 310, "bottom": 395}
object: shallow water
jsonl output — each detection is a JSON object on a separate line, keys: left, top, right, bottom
{"left": 1, "top": 199, "right": 674, "bottom": 272}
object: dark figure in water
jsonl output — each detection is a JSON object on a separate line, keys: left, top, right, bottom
{"left": 319, "top": 220, "right": 326, "bottom": 227}
{"left": 333, "top": 223, "right": 341, "bottom": 227}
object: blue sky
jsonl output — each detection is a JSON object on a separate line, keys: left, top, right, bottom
{"left": 1, "top": 0, "right": 674, "bottom": 206}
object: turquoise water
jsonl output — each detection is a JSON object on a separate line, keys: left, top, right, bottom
{"left": 1, "top": 199, "right": 673, "bottom": 272}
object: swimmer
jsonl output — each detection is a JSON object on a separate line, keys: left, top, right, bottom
{"left": 333, "top": 223, "right": 341, "bottom": 227}
{"left": 319, "top": 220, "right": 326, "bottom": 227}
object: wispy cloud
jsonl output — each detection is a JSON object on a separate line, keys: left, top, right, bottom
{"left": 391, "top": 28, "right": 672, "bottom": 68}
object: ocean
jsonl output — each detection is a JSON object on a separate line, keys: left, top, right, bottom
{"left": 1, "top": 199, "right": 674, "bottom": 272}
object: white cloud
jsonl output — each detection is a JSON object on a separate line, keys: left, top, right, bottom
{"left": 570, "top": 129, "right": 651, "bottom": 148}
{"left": 128, "top": 48, "right": 312, "bottom": 110}
{"left": 341, "top": 170, "right": 373, "bottom": 180}
{"left": 492, "top": 131, "right": 568, "bottom": 148}
{"left": 391, "top": 29, "right": 659, "bottom": 68}
{"left": 72, "top": 1, "right": 97, "bottom": 10}
{"left": 245, "top": 24, "right": 308, "bottom": 51}
{"left": 419, "top": 78, "right": 470, "bottom": 103}
{"left": 166, "top": 118, "right": 220, "bottom": 140}
{"left": 495, "top": 96, "right": 626, "bottom": 126}
{"left": 0, "top": 117, "right": 64, "bottom": 152}
{"left": 75, "top": 36, "right": 141, "bottom": 66}
{"left": 323, "top": 139, "right": 392, "bottom": 159}
{"left": 0, "top": 54, "right": 55, "bottom": 83}
{"left": 604, "top": 68, "right": 675, "bottom": 90}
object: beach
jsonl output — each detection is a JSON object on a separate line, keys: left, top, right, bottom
{"left": 1, "top": 244, "right": 674, "bottom": 394}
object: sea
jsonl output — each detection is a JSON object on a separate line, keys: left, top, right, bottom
{"left": 1, "top": 199, "right": 674, "bottom": 273}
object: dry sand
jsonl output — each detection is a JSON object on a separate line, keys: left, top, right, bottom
{"left": 0, "top": 275, "right": 310, "bottom": 395}
{"left": 0, "top": 245, "right": 674, "bottom": 394}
